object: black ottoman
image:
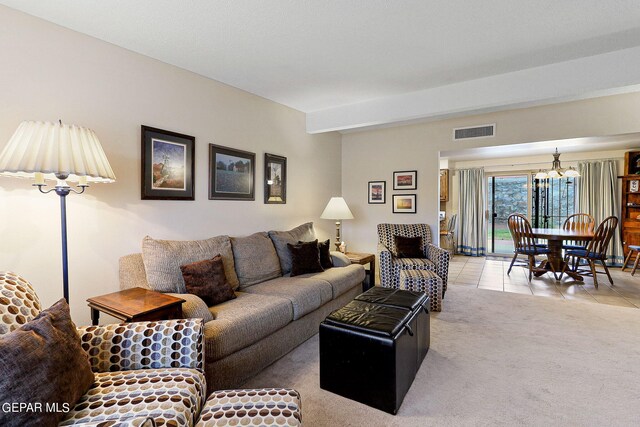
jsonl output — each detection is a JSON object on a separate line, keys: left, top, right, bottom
{"left": 319, "top": 288, "right": 430, "bottom": 414}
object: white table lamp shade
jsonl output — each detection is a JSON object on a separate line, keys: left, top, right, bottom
{"left": 0, "top": 121, "right": 116, "bottom": 183}
{"left": 321, "top": 197, "right": 354, "bottom": 220}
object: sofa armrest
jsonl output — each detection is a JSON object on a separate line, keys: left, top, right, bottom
{"left": 78, "top": 318, "right": 204, "bottom": 373}
{"left": 377, "top": 243, "right": 393, "bottom": 287}
{"left": 330, "top": 251, "right": 351, "bottom": 267}
{"left": 426, "top": 244, "right": 451, "bottom": 293}
{"left": 167, "top": 293, "right": 214, "bottom": 322}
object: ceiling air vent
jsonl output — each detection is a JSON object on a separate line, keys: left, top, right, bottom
{"left": 453, "top": 124, "right": 495, "bottom": 140}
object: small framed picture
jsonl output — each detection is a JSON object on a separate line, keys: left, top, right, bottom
{"left": 141, "top": 125, "right": 195, "bottom": 200}
{"left": 209, "top": 144, "right": 255, "bottom": 200}
{"left": 393, "top": 170, "right": 417, "bottom": 190}
{"left": 393, "top": 194, "right": 416, "bottom": 214}
{"left": 368, "top": 181, "right": 386, "bottom": 204}
{"left": 264, "top": 153, "right": 287, "bottom": 204}
{"left": 631, "top": 180, "right": 639, "bottom": 193}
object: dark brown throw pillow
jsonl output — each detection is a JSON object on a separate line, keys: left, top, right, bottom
{"left": 288, "top": 239, "right": 324, "bottom": 276}
{"left": 299, "top": 239, "right": 333, "bottom": 270}
{"left": 394, "top": 235, "right": 424, "bottom": 258}
{"left": 180, "top": 255, "right": 236, "bottom": 306}
{"left": 0, "top": 299, "right": 95, "bottom": 427}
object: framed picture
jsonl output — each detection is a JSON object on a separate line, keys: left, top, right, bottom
{"left": 393, "top": 170, "right": 417, "bottom": 190}
{"left": 368, "top": 181, "right": 386, "bottom": 204}
{"left": 264, "top": 153, "right": 287, "bottom": 204}
{"left": 209, "top": 144, "right": 255, "bottom": 200}
{"left": 141, "top": 125, "right": 195, "bottom": 200}
{"left": 393, "top": 194, "right": 416, "bottom": 214}
{"left": 631, "top": 180, "right": 639, "bottom": 193}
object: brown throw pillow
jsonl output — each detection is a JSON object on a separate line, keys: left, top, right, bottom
{"left": 0, "top": 299, "right": 95, "bottom": 427}
{"left": 288, "top": 239, "right": 324, "bottom": 276}
{"left": 299, "top": 239, "right": 333, "bottom": 270}
{"left": 180, "top": 255, "right": 236, "bottom": 306}
{"left": 394, "top": 235, "right": 424, "bottom": 258}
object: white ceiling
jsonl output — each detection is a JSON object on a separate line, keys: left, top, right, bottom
{"left": 3, "top": 0, "right": 640, "bottom": 132}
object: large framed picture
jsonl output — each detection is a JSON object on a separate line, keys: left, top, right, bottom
{"left": 141, "top": 125, "right": 195, "bottom": 200}
{"left": 209, "top": 144, "right": 255, "bottom": 200}
{"left": 368, "top": 181, "right": 386, "bottom": 204}
{"left": 393, "top": 170, "right": 417, "bottom": 190}
{"left": 264, "top": 153, "right": 287, "bottom": 204}
{"left": 393, "top": 194, "right": 416, "bottom": 214}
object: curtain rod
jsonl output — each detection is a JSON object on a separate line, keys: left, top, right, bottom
{"left": 446, "top": 157, "right": 622, "bottom": 171}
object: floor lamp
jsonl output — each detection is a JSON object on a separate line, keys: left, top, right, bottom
{"left": 0, "top": 121, "right": 116, "bottom": 303}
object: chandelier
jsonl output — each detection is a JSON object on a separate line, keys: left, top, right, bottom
{"left": 534, "top": 148, "right": 579, "bottom": 179}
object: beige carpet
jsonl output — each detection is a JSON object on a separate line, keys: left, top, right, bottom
{"left": 242, "top": 285, "right": 640, "bottom": 426}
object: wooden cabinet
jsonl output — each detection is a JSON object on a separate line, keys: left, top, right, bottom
{"left": 620, "top": 151, "right": 640, "bottom": 256}
{"left": 440, "top": 169, "right": 449, "bottom": 202}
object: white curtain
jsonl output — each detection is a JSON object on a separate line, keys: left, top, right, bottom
{"left": 457, "top": 168, "right": 486, "bottom": 256}
{"left": 577, "top": 160, "right": 623, "bottom": 265}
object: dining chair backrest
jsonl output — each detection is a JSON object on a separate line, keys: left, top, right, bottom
{"left": 563, "top": 213, "right": 595, "bottom": 233}
{"left": 585, "top": 216, "right": 619, "bottom": 259}
{"left": 507, "top": 214, "right": 537, "bottom": 254}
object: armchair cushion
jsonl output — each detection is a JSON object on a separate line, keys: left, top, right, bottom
{"left": 394, "top": 235, "right": 424, "bottom": 258}
{"left": 181, "top": 255, "right": 236, "bottom": 306}
{"left": 0, "top": 271, "right": 42, "bottom": 336}
{"left": 0, "top": 299, "right": 94, "bottom": 427}
{"left": 78, "top": 318, "right": 204, "bottom": 373}
{"left": 60, "top": 368, "right": 206, "bottom": 427}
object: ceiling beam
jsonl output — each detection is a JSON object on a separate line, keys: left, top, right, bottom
{"left": 306, "top": 46, "right": 640, "bottom": 134}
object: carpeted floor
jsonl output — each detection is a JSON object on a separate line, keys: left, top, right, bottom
{"left": 242, "top": 284, "right": 640, "bottom": 426}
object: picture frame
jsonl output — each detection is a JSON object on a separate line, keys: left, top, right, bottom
{"left": 631, "top": 180, "right": 639, "bottom": 193}
{"left": 393, "top": 194, "right": 416, "bottom": 214}
{"left": 209, "top": 144, "right": 255, "bottom": 200}
{"left": 264, "top": 153, "right": 287, "bottom": 204}
{"left": 141, "top": 125, "right": 195, "bottom": 201}
{"left": 368, "top": 181, "right": 386, "bottom": 204}
{"left": 393, "top": 170, "right": 417, "bottom": 190}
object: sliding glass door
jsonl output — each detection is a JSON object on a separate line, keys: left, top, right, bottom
{"left": 487, "top": 175, "right": 530, "bottom": 254}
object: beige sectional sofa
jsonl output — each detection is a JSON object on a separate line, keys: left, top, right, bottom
{"left": 119, "top": 223, "right": 365, "bottom": 391}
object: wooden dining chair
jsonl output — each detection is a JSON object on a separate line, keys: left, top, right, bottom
{"left": 562, "top": 213, "right": 596, "bottom": 270}
{"left": 559, "top": 216, "right": 618, "bottom": 288}
{"left": 507, "top": 214, "right": 555, "bottom": 281}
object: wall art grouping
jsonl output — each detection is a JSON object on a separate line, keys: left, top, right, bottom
{"left": 140, "top": 125, "right": 286, "bottom": 203}
{"left": 368, "top": 170, "right": 418, "bottom": 213}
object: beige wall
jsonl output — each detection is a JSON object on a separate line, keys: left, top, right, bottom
{"left": 342, "top": 93, "right": 640, "bottom": 255}
{"left": 0, "top": 6, "right": 342, "bottom": 324}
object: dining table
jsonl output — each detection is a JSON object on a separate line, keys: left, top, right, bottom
{"left": 531, "top": 228, "right": 595, "bottom": 281}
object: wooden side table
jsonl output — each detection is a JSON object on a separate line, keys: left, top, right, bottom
{"left": 345, "top": 252, "right": 376, "bottom": 291}
{"left": 87, "top": 287, "right": 185, "bottom": 326}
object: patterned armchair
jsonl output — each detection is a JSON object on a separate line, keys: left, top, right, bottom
{"left": 377, "top": 224, "right": 450, "bottom": 297}
{"left": 1, "top": 271, "right": 303, "bottom": 426}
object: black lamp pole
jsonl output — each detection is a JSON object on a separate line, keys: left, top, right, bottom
{"left": 35, "top": 174, "right": 87, "bottom": 304}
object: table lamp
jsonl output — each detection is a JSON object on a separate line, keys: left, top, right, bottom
{"left": 0, "top": 120, "right": 116, "bottom": 303}
{"left": 320, "top": 197, "right": 354, "bottom": 251}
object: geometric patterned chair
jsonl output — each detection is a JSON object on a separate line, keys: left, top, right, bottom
{"left": 377, "top": 224, "right": 450, "bottom": 298}
{"left": 0, "top": 272, "right": 302, "bottom": 427}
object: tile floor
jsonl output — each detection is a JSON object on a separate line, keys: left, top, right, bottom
{"left": 448, "top": 255, "right": 640, "bottom": 308}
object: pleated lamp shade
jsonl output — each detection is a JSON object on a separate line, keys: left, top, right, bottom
{"left": 0, "top": 121, "right": 116, "bottom": 183}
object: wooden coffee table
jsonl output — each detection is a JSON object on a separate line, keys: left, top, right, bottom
{"left": 87, "top": 287, "right": 185, "bottom": 325}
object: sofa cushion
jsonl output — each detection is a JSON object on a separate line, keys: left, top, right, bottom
{"left": 299, "top": 264, "right": 365, "bottom": 298}
{"left": 0, "top": 299, "right": 94, "bottom": 427}
{"left": 59, "top": 368, "right": 206, "bottom": 426}
{"left": 318, "top": 239, "right": 334, "bottom": 269}
{"left": 243, "top": 276, "right": 333, "bottom": 320}
{"left": 268, "top": 222, "right": 316, "bottom": 275}
{"left": 288, "top": 239, "right": 324, "bottom": 277}
{"left": 181, "top": 255, "right": 236, "bottom": 306}
{"left": 142, "top": 235, "right": 240, "bottom": 293}
{"left": 231, "top": 232, "right": 282, "bottom": 288}
{"left": 205, "top": 292, "right": 293, "bottom": 361}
